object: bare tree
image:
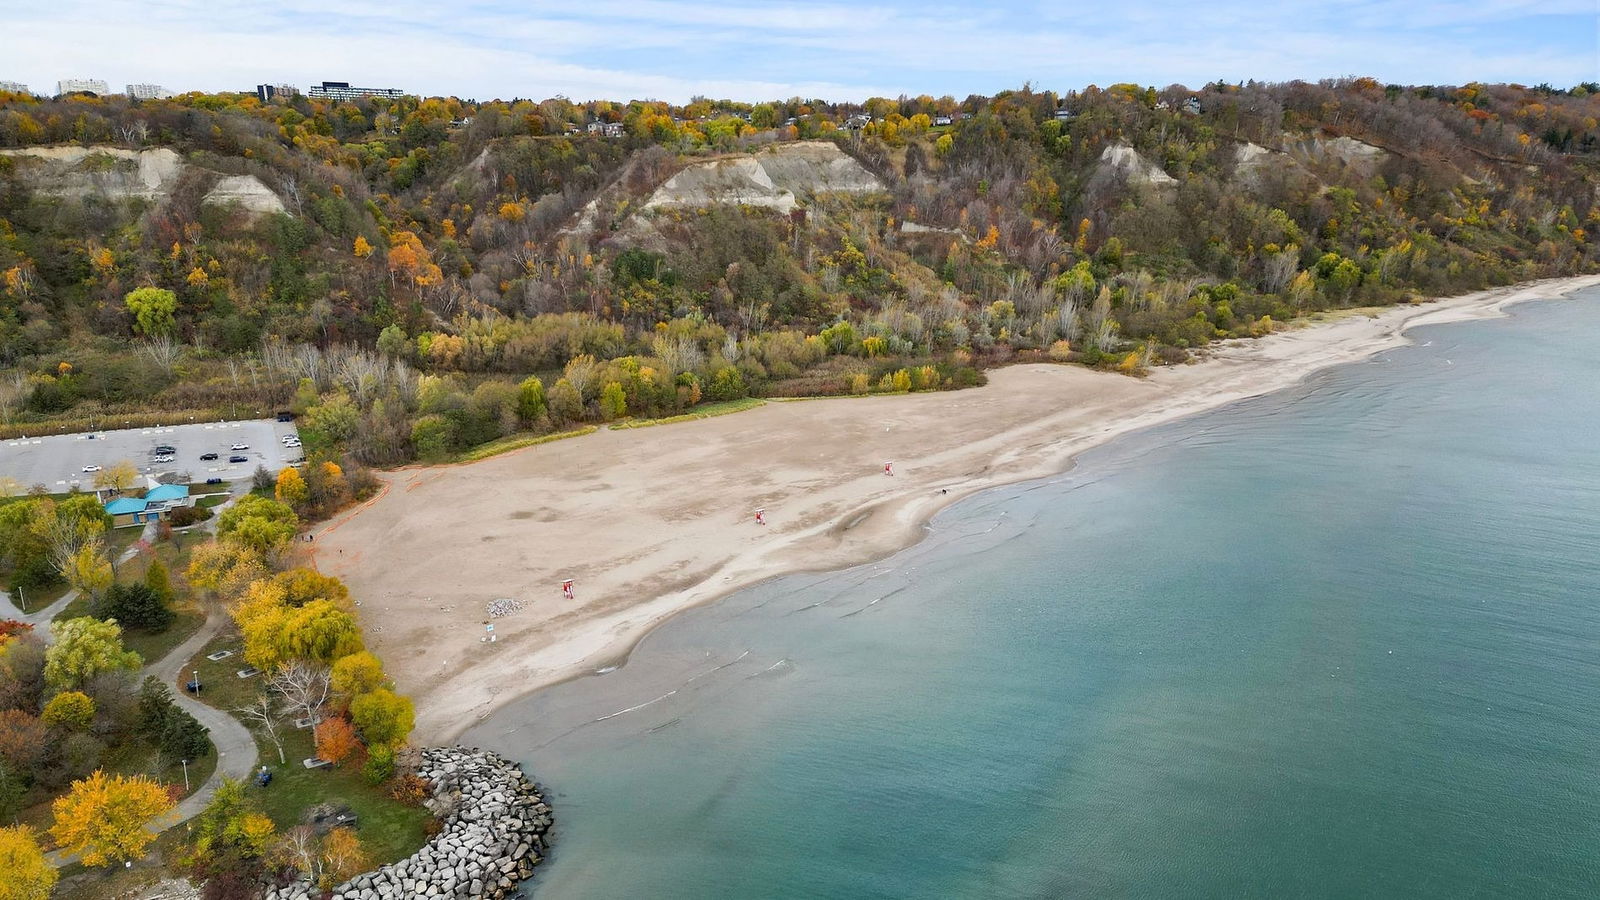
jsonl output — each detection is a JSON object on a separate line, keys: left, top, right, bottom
{"left": 236, "top": 694, "right": 288, "bottom": 765}
{"left": 268, "top": 662, "right": 332, "bottom": 727}
{"left": 140, "top": 335, "right": 182, "bottom": 374}
{"left": 275, "top": 825, "right": 324, "bottom": 885}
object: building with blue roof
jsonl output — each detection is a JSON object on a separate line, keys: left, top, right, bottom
{"left": 104, "top": 483, "right": 191, "bottom": 527}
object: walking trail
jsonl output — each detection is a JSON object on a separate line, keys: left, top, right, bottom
{"left": 2, "top": 494, "right": 262, "bottom": 868}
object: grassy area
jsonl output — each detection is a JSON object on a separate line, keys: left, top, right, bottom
{"left": 609, "top": 396, "right": 766, "bottom": 429}
{"left": 257, "top": 728, "right": 431, "bottom": 865}
{"left": 52, "top": 535, "right": 207, "bottom": 665}
{"left": 455, "top": 425, "right": 597, "bottom": 463}
{"left": 196, "top": 493, "right": 229, "bottom": 508}
{"left": 181, "top": 631, "right": 430, "bottom": 866}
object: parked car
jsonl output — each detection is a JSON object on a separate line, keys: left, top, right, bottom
{"left": 229, "top": 455, "right": 249, "bottom": 463}
{"left": 205, "top": 477, "right": 224, "bottom": 485}
{"left": 155, "top": 445, "right": 176, "bottom": 454}
{"left": 153, "top": 455, "right": 175, "bottom": 464}
{"left": 200, "top": 452, "right": 219, "bottom": 460}
{"left": 81, "top": 464, "right": 101, "bottom": 473}
{"left": 276, "top": 412, "right": 295, "bottom": 422}
{"left": 230, "top": 443, "right": 249, "bottom": 451}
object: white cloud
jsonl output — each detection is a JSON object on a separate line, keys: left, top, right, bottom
{"left": 4, "top": 0, "right": 1591, "bottom": 102}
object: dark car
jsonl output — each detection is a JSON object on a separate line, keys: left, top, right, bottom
{"left": 200, "top": 452, "right": 219, "bottom": 460}
{"left": 229, "top": 455, "right": 249, "bottom": 463}
{"left": 155, "top": 445, "right": 176, "bottom": 454}
{"left": 205, "top": 477, "right": 224, "bottom": 485}
{"left": 276, "top": 411, "right": 296, "bottom": 422}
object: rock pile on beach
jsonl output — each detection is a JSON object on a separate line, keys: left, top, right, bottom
{"left": 486, "top": 597, "right": 525, "bottom": 617}
{"left": 264, "top": 747, "right": 552, "bottom": 900}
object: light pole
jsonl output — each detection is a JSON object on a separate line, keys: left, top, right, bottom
{"left": 181, "top": 758, "right": 189, "bottom": 791}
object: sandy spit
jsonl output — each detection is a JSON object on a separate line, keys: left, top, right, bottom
{"left": 312, "top": 275, "right": 1600, "bottom": 741}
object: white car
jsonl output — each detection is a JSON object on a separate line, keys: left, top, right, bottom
{"left": 230, "top": 443, "right": 249, "bottom": 451}
{"left": 82, "top": 464, "right": 102, "bottom": 473}
{"left": 153, "top": 455, "right": 175, "bottom": 464}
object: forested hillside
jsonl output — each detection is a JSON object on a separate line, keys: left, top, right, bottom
{"left": 0, "top": 78, "right": 1595, "bottom": 467}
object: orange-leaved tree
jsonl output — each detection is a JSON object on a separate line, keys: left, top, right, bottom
{"left": 314, "top": 717, "right": 362, "bottom": 766}
{"left": 50, "top": 770, "right": 175, "bottom": 866}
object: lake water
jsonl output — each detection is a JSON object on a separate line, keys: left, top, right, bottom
{"left": 466, "top": 289, "right": 1600, "bottom": 899}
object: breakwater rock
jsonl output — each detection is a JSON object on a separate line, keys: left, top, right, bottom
{"left": 266, "top": 747, "right": 552, "bottom": 900}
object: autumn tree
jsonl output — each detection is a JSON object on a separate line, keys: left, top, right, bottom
{"left": 314, "top": 716, "right": 361, "bottom": 765}
{"left": 216, "top": 495, "right": 299, "bottom": 559}
{"left": 91, "top": 460, "right": 140, "bottom": 494}
{"left": 51, "top": 770, "right": 175, "bottom": 866}
{"left": 0, "top": 825, "right": 57, "bottom": 900}
{"left": 321, "top": 826, "right": 372, "bottom": 885}
{"left": 275, "top": 466, "right": 309, "bottom": 508}
{"left": 0, "top": 709, "right": 45, "bottom": 770}
{"left": 44, "top": 617, "right": 141, "bottom": 690}
{"left": 189, "top": 778, "right": 275, "bottom": 879}
{"left": 349, "top": 688, "right": 414, "bottom": 749}
{"left": 123, "top": 286, "right": 178, "bottom": 338}
{"left": 330, "top": 651, "right": 386, "bottom": 698}
{"left": 41, "top": 690, "right": 95, "bottom": 730}
{"left": 64, "top": 537, "right": 114, "bottom": 603}
{"left": 185, "top": 541, "right": 268, "bottom": 597}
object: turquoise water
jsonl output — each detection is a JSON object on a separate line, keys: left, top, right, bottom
{"left": 467, "top": 290, "right": 1600, "bottom": 899}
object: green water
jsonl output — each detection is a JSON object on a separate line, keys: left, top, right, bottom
{"left": 468, "top": 290, "right": 1600, "bottom": 898}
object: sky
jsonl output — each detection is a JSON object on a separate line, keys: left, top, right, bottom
{"left": 6, "top": 0, "right": 1597, "bottom": 103}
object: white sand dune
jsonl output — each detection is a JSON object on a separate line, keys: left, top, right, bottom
{"left": 312, "top": 275, "right": 1600, "bottom": 741}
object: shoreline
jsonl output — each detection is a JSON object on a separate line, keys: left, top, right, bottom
{"left": 312, "top": 274, "right": 1600, "bottom": 742}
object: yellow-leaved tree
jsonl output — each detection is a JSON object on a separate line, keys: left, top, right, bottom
{"left": 0, "top": 825, "right": 57, "bottom": 900}
{"left": 50, "top": 770, "right": 175, "bottom": 866}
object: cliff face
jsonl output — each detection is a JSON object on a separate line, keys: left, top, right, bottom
{"left": 639, "top": 140, "right": 885, "bottom": 213}
{"left": 0, "top": 145, "right": 286, "bottom": 215}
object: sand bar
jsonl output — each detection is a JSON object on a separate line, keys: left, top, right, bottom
{"left": 313, "top": 275, "right": 1600, "bottom": 741}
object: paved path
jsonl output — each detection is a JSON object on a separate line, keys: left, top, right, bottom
{"left": 0, "top": 520, "right": 158, "bottom": 642}
{"left": 36, "top": 490, "right": 261, "bottom": 867}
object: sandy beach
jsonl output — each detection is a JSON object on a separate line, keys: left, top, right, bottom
{"left": 312, "top": 275, "right": 1600, "bottom": 741}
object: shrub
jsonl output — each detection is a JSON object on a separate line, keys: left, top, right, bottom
{"left": 388, "top": 773, "right": 430, "bottom": 806}
{"left": 41, "top": 691, "right": 95, "bottom": 731}
{"left": 91, "top": 582, "right": 174, "bottom": 631}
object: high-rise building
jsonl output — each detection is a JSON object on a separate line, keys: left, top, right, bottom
{"left": 0, "top": 81, "right": 29, "bottom": 95}
{"left": 255, "top": 83, "right": 299, "bottom": 103}
{"left": 306, "top": 81, "right": 404, "bottom": 101}
{"left": 57, "top": 77, "right": 110, "bottom": 96}
{"left": 125, "top": 83, "right": 172, "bottom": 100}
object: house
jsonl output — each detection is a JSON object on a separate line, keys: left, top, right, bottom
{"left": 105, "top": 483, "right": 192, "bottom": 527}
{"left": 1053, "top": 108, "right": 1076, "bottom": 121}
{"left": 1182, "top": 96, "right": 1202, "bottom": 116}
{"left": 843, "top": 113, "right": 873, "bottom": 129}
{"left": 586, "top": 121, "right": 625, "bottom": 138}
{"left": 933, "top": 115, "right": 953, "bottom": 127}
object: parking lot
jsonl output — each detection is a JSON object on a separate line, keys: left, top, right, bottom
{"left": 0, "top": 419, "right": 302, "bottom": 492}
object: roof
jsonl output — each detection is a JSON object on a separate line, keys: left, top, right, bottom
{"left": 144, "top": 484, "right": 190, "bottom": 502}
{"left": 105, "top": 497, "right": 147, "bottom": 515}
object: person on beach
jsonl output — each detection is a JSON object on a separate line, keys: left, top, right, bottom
{"left": 755, "top": 508, "right": 767, "bottom": 525}
{"left": 561, "top": 579, "right": 575, "bottom": 600}
{"left": 884, "top": 461, "right": 894, "bottom": 476}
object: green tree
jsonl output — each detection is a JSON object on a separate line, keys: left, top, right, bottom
{"left": 123, "top": 287, "right": 178, "bottom": 337}
{"left": 410, "top": 414, "right": 456, "bottom": 461}
{"left": 90, "top": 581, "right": 173, "bottom": 631}
{"left": 349, "top": 688, "right": 414, "bottom": 748}
{"left": 143, "top": 558, "right": 174, "bottom": 606}
{"left": 160, "top": 705, "right": 211, "bottom": 760}
{"left": 137, "top": 676, "right": 175, "bottom": 739}
{"left": 41, "top": 690, "right": 95, "bottom": 730}
{"left": 43, "top": 618, "right": 141, "bottom": 691}
{"left": 376, "top": 324, "right": 409, "bottom": 359}
{"left": 280, "top": 600, "right": 364, "bottom": 665}
{"left": 599, "top": 381, "right": 627, "bottom": 421}
{"left": 189, "top": 778, "right": 275, "bottom": 876}
{"left": 217, "top": 495, "right": 299, "bottom": 558}
{"left": 515, "top": 375, "right": 547, "bottom": 424}
{"left": 548, "top": 378, "right": 583, "bottom": 424}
